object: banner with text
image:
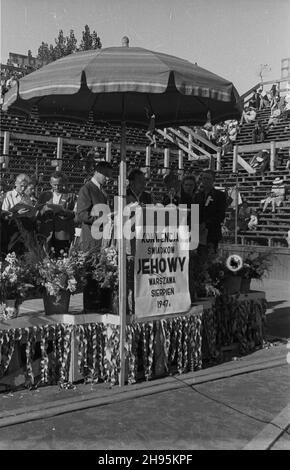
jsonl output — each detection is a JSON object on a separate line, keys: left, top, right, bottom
{"left": 134, "top": 224, "right": 191, "bottom": 318}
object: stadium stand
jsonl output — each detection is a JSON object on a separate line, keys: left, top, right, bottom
{"left": 1, "top": 72, "right": 290, "bottom": 247}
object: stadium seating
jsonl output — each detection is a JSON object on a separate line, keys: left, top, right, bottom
{"left": 1, "top": 99, "right": 290, "bottom": 246}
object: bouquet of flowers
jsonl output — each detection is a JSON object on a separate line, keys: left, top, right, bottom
{"left": 31, "top": 248, "right": 87, "bottom": 301}
{"left": 90, "top": 247, "right": 118, "bottom": 291}
{"left": 239, "top": 251, "right": 272, "bottom": 280}
{"left": 207, "top": 252, "right": 244, "bottom": 290}
{"left": 189, "top": 251, "right": 221, "bottom": 300}
{"left": 0, "top": 252, "right": 34, "bottom": 301}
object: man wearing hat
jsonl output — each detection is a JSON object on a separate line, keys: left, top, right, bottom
{"left": 77, "top": 161, "right": 113, "bottom": 252}
{"left": 260, "top": 177, "right": 285, "bottom": 212}
{"left": 77, "top": 161, "right": 114, "bottom": 312}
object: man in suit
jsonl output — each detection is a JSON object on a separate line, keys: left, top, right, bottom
{"left": 195, "top": 169, "right": 227, "bottom": 254}
{"left": 126, "top": 169, "right": 152, "bottom": 205}
{"left": 76, "top": 161, "right": 113, "bottom": 312}
{"left": 77, "top": 161, "right": 113, "bottom": 252}
{"left": 37, "top": 171, "right": 76, "bottom": 255}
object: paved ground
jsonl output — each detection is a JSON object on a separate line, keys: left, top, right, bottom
{"left": 0, "top": 279, "right": 289, "bottom": 450}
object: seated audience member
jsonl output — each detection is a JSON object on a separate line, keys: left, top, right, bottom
{"left": 260, "top": 177, "right": 285, "bottom": 212}
{"left": 266, "top": 107, "right": 282, "bottom": 131}
{"left": 248, "top": 210, "right": 258, "bottom": 231}
{"left": 252, "top": 121, "right": 266, "bottom": 143}
{"left": 126, "top": 169, "right": 152, "bottom": 205}
{"left": 37, "top": 171, "right": 77, "bottom": 254}
{"left": 194, "top": 169, "right": 227, "bottom": 252}
{"left": 228, "top": 122, "right": 238, "bottom": 143}
{"left": 238, "top": 201, "right": 251, "bottom": 231}
{"left": 250, "top": 150, "right": 270, "bottom": 172}
{"left": 240, "top": 107, "right": 257, "bottom": 125}
{"left": 249, "top": 91, "right": 260, "bottom": 110}
{"left": 259, "top": 88, "right": 270, "bottom": 110}
{"left": 162, "top": 172, "right": 181, "bottom": 206}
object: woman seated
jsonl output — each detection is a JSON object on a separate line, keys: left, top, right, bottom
{"left": 260, "top": 177, "right": 285, "bottom": 212}
{"left": 240, "top": 107, "right": 257, "bottom": 125}
{"left": 248, "top": 210, "right": 258, "bottom": 231}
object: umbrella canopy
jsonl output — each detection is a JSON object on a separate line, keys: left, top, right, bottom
{"left": 3, "top": 46, "right": 242, "bottom": 126}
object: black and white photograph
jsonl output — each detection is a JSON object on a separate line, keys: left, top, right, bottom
{"left": 0, "top": 0, "right": 289, "bottom": 453}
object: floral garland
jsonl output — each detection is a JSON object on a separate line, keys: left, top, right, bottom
{"left": 0, "top": 330, "right": 16, "bottom": 377}
{"left": 0, "top": 324, "right": 73, "bottom": 387}
{"left": 201, "top": 307, "right": 218, "bottom": 363}
{"left": 0, "top": 297, "right": 266, "bottom": 389}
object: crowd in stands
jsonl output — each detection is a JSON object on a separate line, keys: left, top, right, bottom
{"left": 193, "top": 82, "right": 290, "bottom": 160}
{"left": 0, "top": 66, "right": 34, "bottom": 103}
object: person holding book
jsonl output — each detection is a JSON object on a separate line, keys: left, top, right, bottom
{"left": 37, "top": 171, "right": 77, "bottom": 254}
{"left": 1, "top": 174, "right": 36, "bottom": 255}
{"left": 1, "top": 173, "right": 34, "bottom": 212}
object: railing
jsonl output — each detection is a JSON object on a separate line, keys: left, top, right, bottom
{"left": 157, "top": 126, "right": 221, "bottom": 170}
{"left": 241, "top": 78, "right": 290, "bottom": 107}
{"left": 233, "top": 140, "right": 290, "bottom": 172}
{"left": 0, "top": 130, "right": 202, "bottom": 175}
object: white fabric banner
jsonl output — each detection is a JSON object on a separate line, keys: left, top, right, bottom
{"left": 134, "top": 225, "right": 191, "bottom": 319}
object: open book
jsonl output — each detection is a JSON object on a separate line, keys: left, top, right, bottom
{"left": 9, "top": 203, "right": 40, "bottom": 217}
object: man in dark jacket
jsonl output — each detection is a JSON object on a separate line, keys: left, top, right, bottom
{"left": 77, "top": 161, "right": 113, "bottom": 312}
{"left": 77, "top": 161, "right": 113, "bottom": 252}
{"left": 126, "top": 169, "right": 152, "bottom": 205}
{"left": 195, "top": 170, "right": 227, "bottom": 253}
{"left": 37, "top": 171, "right": 76, "bottom": 255}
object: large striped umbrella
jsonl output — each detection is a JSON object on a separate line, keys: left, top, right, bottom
{"left": 3, "top": 46, "right": 242, "bottom": 125}
{"left": 3, "top": 43, "right": 242, "bottom": 386}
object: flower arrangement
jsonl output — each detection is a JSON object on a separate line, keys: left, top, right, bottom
{"left": 0, "top": 252, "right": 34, "bottom": 320}
{"left": 239, "top": 251, "right": 272, "bottom": 280}
{"left": 0, "top": 252, "right": 34, "bottom": 301}
{"left": 189, "top": 251, "right": 221, "bottom": 300}
{"left": 90, "top": 247, "right": 118, "bottom": 291}
{"left": 14, "top": 225, "right": 87, "bottom": 302}
{"left": 34, "top": 248, "right": 87, "bottom": 301}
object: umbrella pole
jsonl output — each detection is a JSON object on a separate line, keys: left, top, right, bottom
{"left": 118, "top": 119, "right": 127, "bottom": 386}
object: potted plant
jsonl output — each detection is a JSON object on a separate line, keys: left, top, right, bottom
{"left": 240, "top": 251, "right": 272, "bottom": 293}
{"left": 189, "top": 251, "right": 221, "bottom": 301}
{"left": 208, "top": 253, "right": 243, "bottom": 295}
{"left": 0, "top": 252, "right": 34, "bottom": 320}
{"left": 89, "top": 247, "right": 119, "bottom": 314}
{"left": 24, "top": 240, "right": 86, "bottom": 315}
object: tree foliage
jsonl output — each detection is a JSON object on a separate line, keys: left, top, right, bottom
{"left": 36, "top": 25, "right": 102, "bottom": 64}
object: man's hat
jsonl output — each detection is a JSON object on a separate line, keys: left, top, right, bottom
{"left": 94, "top": 160, "right": 113, "bottom": 175}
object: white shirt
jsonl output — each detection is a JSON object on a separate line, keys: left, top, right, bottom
{"left": 91, "top": 176, "right": 101, "bottom": 189}
{"left": 52, "top": 192, "right": 62, "bottom": 204}
{"left": 1, "top": 189, "right": 33, "bottom": 212}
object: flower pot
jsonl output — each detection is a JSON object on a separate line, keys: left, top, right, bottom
{"left": 222, "top": 275, "right": 242, "bottom": 295}
{"left": 3, "top": 299, "right": 20, "bottom": 319}
{"left": 240, "top": 278, "right": 251, "bottom": 293}
{"left": 43, "top": 291, "right": 71, "bottom": 315}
